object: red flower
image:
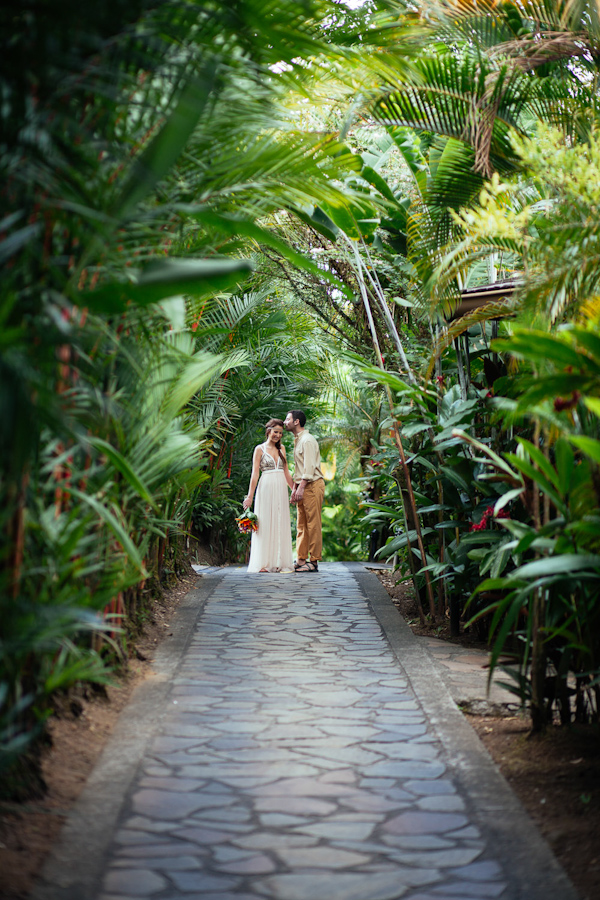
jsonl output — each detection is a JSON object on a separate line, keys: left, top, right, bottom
{"left": 469, "top": 505, "right": 510, "bottom": 531}
{"left": 554, "top": 392, "right": 581, "bottom": 412}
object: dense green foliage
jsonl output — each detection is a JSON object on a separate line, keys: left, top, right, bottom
{"left": 0, "top": 0, "right": 386, "bottom": 781}
{"left": 3, "top": 0, "right": 600, "bottom": 785}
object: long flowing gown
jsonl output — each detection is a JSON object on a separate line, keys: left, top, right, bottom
{"left": 247, "top": 444, "right": 294, "bottom": 573}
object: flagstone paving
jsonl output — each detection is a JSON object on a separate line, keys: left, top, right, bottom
{"left": 34, "top": 563, "right": 578, "bottom": 900}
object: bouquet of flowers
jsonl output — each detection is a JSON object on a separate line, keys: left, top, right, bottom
{"left": 235, "top": 509, "right": 258, "bottom": 534}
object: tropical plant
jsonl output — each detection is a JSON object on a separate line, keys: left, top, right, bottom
{"left": 1, "top": 0, "right": 403, "bottom": 784}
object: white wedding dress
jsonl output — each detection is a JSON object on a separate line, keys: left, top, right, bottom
{"left": 247, "top": 444, "right": 294, "bottom": 573}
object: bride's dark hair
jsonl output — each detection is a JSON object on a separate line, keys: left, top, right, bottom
{"left": 265, "top": 418, "right": 284, "bottom": 459}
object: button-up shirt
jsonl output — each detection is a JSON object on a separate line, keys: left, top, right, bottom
{"left": 293, "top": 429, "right": 323, "bottom": 483}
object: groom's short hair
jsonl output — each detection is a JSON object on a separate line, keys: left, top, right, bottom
{"left": 288, "top": 409, "right": 306, "bottom": 428}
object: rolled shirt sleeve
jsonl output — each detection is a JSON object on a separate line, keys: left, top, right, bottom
{"left": 294, "top": 431, "right": 323, "bottom": 483}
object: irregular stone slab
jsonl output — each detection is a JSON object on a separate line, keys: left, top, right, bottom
{"left": 384, "top": 811, "right": 468, "bottom": 835}
{"left": 190, "top": 806, "right": 252, "bottom": 823}
{"left": 405, "top": 779, "right": 457, "bottom": 796}
{"left": 132, "top": 789, "right": 234, "bottom": 819}
{"left": 113, "top": 856, "right": 201, "bottom": 871}
{"left": 168, "top": 872, "right": 241, "bottom": 892}
{"left": 366, "top": 741, "right": 439, "bottom": 760}
{"left": 342, "top": 791, "right": 409, "bottom": 813}
{"left": 417, "top": 794, "right": 466, "bottom": 812}
{"left": 451, "top": 859, "right": 504, "bottom": 881}
{"left": 448, "top": 825, "right": 481, "bottom": 840}
{"left": 320, "top": 769, "right": 357, "bottom": 784}
{"left": 367, "top": 760, "right": 447, "bottom": 779}
{"left": 215, "top": 854, "right": 277, "bottom": 875}
{"left": 382, "top": 834, "right": 454, "bottom": 850}
{"left": 103, "top": 869, "right": 167, "bottom": 895}
{"left": 255, "top": 871, "right": 410, "bottom": 900}
{"left": 250, "top": 776, "right": 356, "bottom": 798}
{"left": 206, "top": 719, "right": 269, "bottom": 734}
{"left": 292, "top": 820, "right": 376, "bottom": 841}
{"left": 319, "top": 724, "right": 380, "bottom": 739}
{"left": 370, "top": 729, "right": 429, "bottom": 743}
{"left": 274, "top": 845, "right": 372, "bottom": 868}
{"left": 172, "top": 827, "right": 235, "bottom": 845}
{"left": 295, "top": 745, "right": 384, "bottom": 766}
{"left": 303, "top": 689, "right": 365, "bottom": 707}
{"left": 258, "top": 725, "right": 329, "bottom": 740}
{"left": 253, "top": 795, "right": 338, "bottom": 815}
{"left": 233, "top": 833, "right": 317, "bottom": 851}
{"left": 186, "top": 817, "right": 253, "bottom": 832}
{"left": 179, "top": 762, "right": 320, "bottom": 780}
{"left": 258, "top": 813, "right": 311, "bottom": 827}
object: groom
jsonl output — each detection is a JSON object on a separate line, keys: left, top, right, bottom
{"left": 284, "top": 409, "right": 324, "bottom": 573}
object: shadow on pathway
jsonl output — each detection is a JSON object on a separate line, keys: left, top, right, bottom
{"left": 33, "top": 563, "right": 578, "bottom": 900}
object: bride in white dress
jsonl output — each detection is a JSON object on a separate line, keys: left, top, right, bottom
{"left": 243, "top": 419, "right": 294, "bottom": 573}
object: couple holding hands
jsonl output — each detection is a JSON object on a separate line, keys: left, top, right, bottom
{"left": 242, "top": 410, "right": 324, "bottom": 574}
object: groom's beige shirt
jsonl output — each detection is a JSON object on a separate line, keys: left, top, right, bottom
{"left": 293, "top": 429, "right": 323, "bottom": 484}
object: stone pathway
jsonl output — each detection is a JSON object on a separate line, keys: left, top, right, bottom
{"left": 34, "top": 563, "right": 578, "bottom": 900}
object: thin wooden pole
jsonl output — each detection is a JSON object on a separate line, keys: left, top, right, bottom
{"left": 348, "top": 240, "right": 436, "bottom": 620}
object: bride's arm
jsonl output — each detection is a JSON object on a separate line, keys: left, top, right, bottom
{"left": 281, "top": 447, "right": 294, "bottom": 490}
{"left": 243, "top": 446, "right": 262, "bottom": 509}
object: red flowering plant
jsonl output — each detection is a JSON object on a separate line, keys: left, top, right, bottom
{"left": 235, "top": 510, "right": 258, "bottom": 534}
{"left": 469, "top": 505, "right": 510, "bottom": 532}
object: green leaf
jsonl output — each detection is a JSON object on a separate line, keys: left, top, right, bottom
{"left": 494, "top": 487, "right": 523, "bottom": 512}
{"left": 321, "top": 201, "right": 362, "bottom": 240}
{"left": 569, "top": 435, "right": 600, "bottom": 466}
{"left": 0, "top": 223, "right": 41, "bottom": 264}
{"left": 512, "top": 555, "right": 600, "bottom": 580}
{"left": 505, "top": 453, "right": 566, "bottom": 514}
{"left": 87, "top": 438, "right": 157, "bottom": 509}
{"left": 162, "top": 353, "right": 228, "bottom": 418}
{"left": 66, "top": 488, "right": 144, "bottom": 570}
{"left": 79, "top": 258, "right": 254, "bottom": 314}
{"left": 515, "top": 438, "right": 560, "bottom": 492}
{"left": 376, "top": 528, "right": 435, "bottom": 556}
{"left": 114, "top": 70, "right": 217, "bottom": 219}
{"left": 571, "top": 329, "right": 600, "bottom": 365}
{"left": 452, "top": 429, "right": 521, "bottom": 480}
{"left": 555, "top": 438, "right": 574, "bottom": 495}
{"left": 584, "top": 397, "right": 600, "bottom": 419}
{"left": 175, "top": 208, "right": 350, "bottom": 298}
{"left": 499, "top": 331, "right": 590, "bottom": 370}
{"left": 295, "top": 206, "right": 339, "bottom": 241}
{"left": 361, "top": 165, "right": 398, "bottom": 204}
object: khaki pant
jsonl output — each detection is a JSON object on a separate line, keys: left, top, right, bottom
{"left": 296, "top": 478, "right": 325, "bottom": 563}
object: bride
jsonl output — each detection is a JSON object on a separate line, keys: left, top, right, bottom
{"left": 243, "top": 419, "right": 294, "bottom": 573}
